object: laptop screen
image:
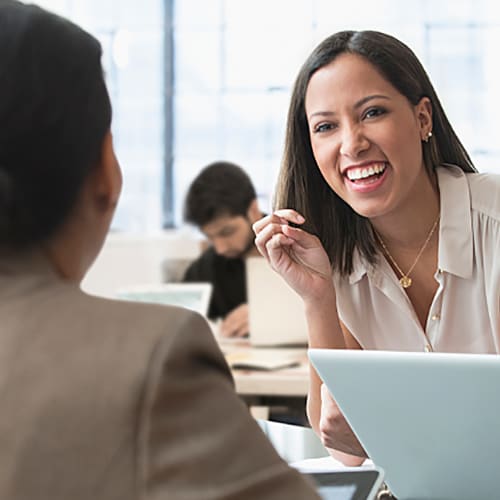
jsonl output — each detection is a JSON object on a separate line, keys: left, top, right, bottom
{"left": 307, "top": 470, "right": 384, "bottom": 500}
{"left": 246, "top": 256, "right": 308, "bottom": 346}
{"left": 116, "top": 282, "right": 212, "bottom": 316}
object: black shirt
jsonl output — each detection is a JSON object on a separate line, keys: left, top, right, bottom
{"left": 182, "top": 247, "right": 246, "bottom": 320}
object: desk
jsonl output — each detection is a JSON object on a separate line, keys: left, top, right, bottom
{"left": 232, "top": 361, "right": 309, "bottom": 396}
{"left": 218, "top": 339, "right": 310, "bottom": 420}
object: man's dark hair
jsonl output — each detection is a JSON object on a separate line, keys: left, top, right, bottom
{"left": 184, "top": 161, "right": 257, "bottom": 227}
{"left": 0, "top": 0, "right": 112, "bottom": 250}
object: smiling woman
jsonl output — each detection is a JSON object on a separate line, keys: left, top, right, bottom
{"left": 277, "top": 31, "right": 475, "bottom": 276}
{"left": 252, "top": 29, "right": 500, "bottom": 467}
{"left": 305, "top": 52, "right": 434, "bottom": 221}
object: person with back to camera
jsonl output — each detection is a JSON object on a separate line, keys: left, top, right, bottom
{"left": 0, "top": 2, "right": 321, "bottom": 498}
{"left": 183, "top": 162, "right": 264, "bottom": 338}
{"left": 253, "top": 30, "right": 500, "bottom": 466}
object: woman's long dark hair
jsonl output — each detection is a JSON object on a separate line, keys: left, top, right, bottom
{"left": 0, "top": 0, "right": 112, "bottom": 250}
{"left": 276, "top": 30, "right": 476, "bottom": 276}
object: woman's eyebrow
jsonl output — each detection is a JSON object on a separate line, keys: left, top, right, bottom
{"left": 308, "top": 94, "right": 390, "bottom": 120}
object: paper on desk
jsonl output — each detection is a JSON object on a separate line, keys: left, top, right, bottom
{"left": 224, "top": 349, "right": 302, "bottom": 371}
{"left": 291, "top": 455, "right": 374, "bottom": 473}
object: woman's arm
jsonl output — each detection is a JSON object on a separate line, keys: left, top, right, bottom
{"left": 253, "top": 210, "right": 365, "bottom": 463}
{"left": 303, "top": 284, "right": 345, "bottom": 436}
{"left": 305, "top": 309, "right": 367, "bottom": 464}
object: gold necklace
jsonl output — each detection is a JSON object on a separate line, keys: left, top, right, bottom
{"left": 374, "top": 214, "right": 440, "bottom": 289}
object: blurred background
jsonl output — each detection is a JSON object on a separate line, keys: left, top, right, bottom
{"left": 38, "top": 0, "right": 500, "bottom": 235}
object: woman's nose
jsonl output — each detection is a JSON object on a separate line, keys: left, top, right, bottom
{"left": 339, "top": 125, "right": 370, "bottom": 158}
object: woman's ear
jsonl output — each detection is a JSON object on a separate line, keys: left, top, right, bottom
{"left": 416, "top": 96, "right": 433, "bottom": 141}
{"left": 92, "top": 130, "right": 122, "bottom": 212}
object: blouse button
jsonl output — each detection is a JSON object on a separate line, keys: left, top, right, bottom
{"left": 431, "top": 313, "right": 440, "bottom": 321}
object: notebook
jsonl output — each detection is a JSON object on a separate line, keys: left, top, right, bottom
{"left": 246, "top": 256, "right": 308, "bottom": 346}
{"left": 224, "top": 347, "right": 305, "bottom": 371}
{"left": 116, "top": 282, "right": 212, "bottom": 316}
{"left": 308, "top": 349, "right": 500, "bottom": 500}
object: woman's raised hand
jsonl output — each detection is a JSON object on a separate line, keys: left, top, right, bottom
{"left": 252, "top": 209, "right": 333, "bottom": 302}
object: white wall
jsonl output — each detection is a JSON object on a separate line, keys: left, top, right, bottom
{"left": 81, "top": 229, "right": 201, "bottom": 298}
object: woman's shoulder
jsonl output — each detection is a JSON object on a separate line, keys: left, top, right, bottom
{"left": 77, "top": 291, "right": 220, "bottom": 368}
{"left": 466, "top": 169, "right": 500, "bottom": 188}
{"left": 465, "top": 171, "right": 500, "bottom": 222}
{"left": 73, "top": 289, "right": 209, "bottom": 349}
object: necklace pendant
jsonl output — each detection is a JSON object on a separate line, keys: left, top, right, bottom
{"left": 400, "top": 276, "right": 412, "bottom": 288}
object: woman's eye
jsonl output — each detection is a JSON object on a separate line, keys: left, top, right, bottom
{"left": 313, "top": 123, "right": 336, "bottom": 133}
{"left": 364, "top": 107, "right": 386, "bottom": 119}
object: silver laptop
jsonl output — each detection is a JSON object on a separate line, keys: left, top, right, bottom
{"left": 308, "top": 349, "right": 500, "bottom": 500}
{"left": 246, "top": 257, "right": 308, "bottom": 346}
{"left": 116, "top": 282, "right": 212, "bottom": 316}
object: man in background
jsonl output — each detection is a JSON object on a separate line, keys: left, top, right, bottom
{"left": 183, "top": 161, "right": 264, "bottom": 337}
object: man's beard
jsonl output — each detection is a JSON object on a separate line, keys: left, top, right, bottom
{"left": 241, "top": 219, "right": 257, "bottom": 256}
{"left": 226, "top": 221, "right": 255, "bottom": 259}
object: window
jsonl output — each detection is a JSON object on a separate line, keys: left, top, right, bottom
{"left": 173, "top": 0, "right": 500, "bottom": 228}
{"left": 37, "top": 0, "right": 500, "bottom": 233}
{"left": 38, "top": 0, "right": 166, "bottom": 232}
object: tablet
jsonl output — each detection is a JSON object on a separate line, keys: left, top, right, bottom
{"left": 306, "top": 469, "right": 385, "bottom": 500}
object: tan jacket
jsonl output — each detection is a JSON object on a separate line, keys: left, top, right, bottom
{"left": 0, "top": 252, "right": 319, "bottom": 499}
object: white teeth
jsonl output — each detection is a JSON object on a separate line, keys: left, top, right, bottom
{"left": 346, "top": 163, "right": 386, "bottom": 181}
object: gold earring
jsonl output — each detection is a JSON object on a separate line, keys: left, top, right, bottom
{"left": 424, "top": 131, "right": 433, "bottom": 142}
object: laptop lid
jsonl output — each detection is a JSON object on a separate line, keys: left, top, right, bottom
{"left": 116, "top": 282, "right": 212, "bottom": 316}
{"left": 308, "top": 349, "right": 500, "bottom": 500}
{"left": 246, "top": 257, "right": 308, "bottom": 346}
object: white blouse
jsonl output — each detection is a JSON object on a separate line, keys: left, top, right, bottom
{"left": 334, "top": 165, "right": 500, "bottom": 353}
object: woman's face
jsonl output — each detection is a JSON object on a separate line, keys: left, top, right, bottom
{"left": 304, "top": 53, "right": 432, "bottom": 220}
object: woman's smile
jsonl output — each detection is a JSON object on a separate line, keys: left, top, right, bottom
{"left": 343, "top": 161, "right": 389, "bottom": 193}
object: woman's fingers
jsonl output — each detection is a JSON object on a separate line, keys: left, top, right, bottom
{"left": 253, "top": 211, "right": 310, "bottom": 256}
{"left": 258, "top": 229, "right": 295, "bottom": 268}
{"left": 253, "top": 218, "right": 290, "bottom": 260}
{"left": 280, "top": 223, "right": 319, "bottom": 250}
{"left": 253, "top": 210, "right": 329, "bottom": 278}
{"left": 252, "top": 209, "right": 305, "bottom": 235}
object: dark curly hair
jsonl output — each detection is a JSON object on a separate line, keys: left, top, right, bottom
{"left": 184, "top": 161, "right": 257, "bottom": 227}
